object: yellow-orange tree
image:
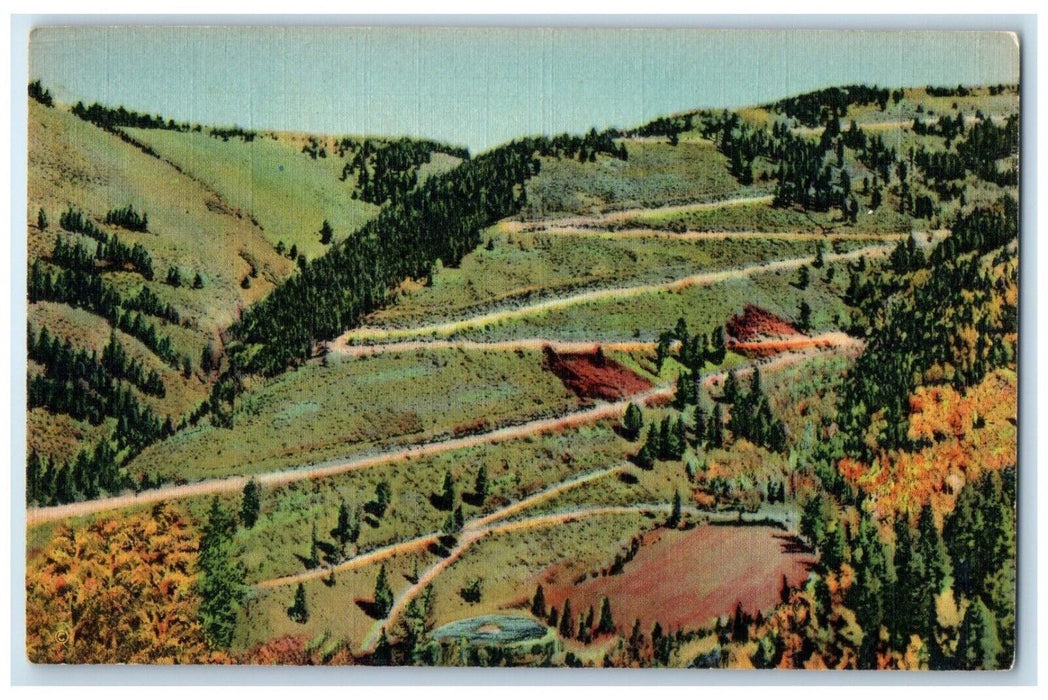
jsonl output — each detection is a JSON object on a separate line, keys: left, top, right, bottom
{"left": 26, "top": 504, "right": 219, "bottom": 664}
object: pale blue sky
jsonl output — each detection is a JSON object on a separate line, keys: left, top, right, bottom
{"left": 29, "top": 27, "right": 1019, "bottom": 153}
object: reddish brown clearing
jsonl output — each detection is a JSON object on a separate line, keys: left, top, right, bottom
{"left": 726, "top": 304, "right": 804, "bottom": 343}
{"left": 540, "top": 525, "right": 814, "bottom": 634}
{"left": 542, "top": 347, "right": 654, "bottom": 401}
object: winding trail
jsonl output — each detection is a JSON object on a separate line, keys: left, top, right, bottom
{"left": 500, "top": 227, "right": 908, "bottom": 242}
{"left": 330, "top": 338, "right": 657, "bottom": 357}
{"left": 256, "top": 533, "right": 440, "bottom": 590}
{"left": 26, "top": 340, "right": 855, "bottom": 527}
{"left": 256, "top": 464, "right": 627, "bottom": 590}
{"left": 497, "top": 194, "right": 775, "bottom": 233}
{"left": 330, "top": 333, "right": 851, "bottom": 359}
{"left": 343, "top": 244, "right": 891, "bottom": 343}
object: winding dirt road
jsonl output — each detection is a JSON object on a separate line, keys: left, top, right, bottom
{"left": 26, "top": 340, "right": 855, "bottom": 527}
{"left": 330, "top": 338, "right": 657, "bottom": 358}
{"left": 343, "top": 244, "right": 891, "bottom": 343}
{"left": 497, "top": 194, "right": 776, "bottom": 233}
{"left": 256, "top": 464, "right": 627, "bottom": 590}
{"left": 500, "top": 228, "right": 908, "bottom": 242}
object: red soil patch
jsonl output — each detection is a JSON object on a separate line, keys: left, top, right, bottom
{"left": 543, "top": 347, "right": 654, "bottom": 401}
{"left": 726, "top": 305, "right": 812, "bottom": 357}
{"left": 726, "top": 304, "right": 804, "bottom": 343}
{"left": 541, "top": 525, "right": 814, "bottom": 634}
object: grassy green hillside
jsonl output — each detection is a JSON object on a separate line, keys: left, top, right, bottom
{"left": 519, "top": 137, "right": 773, "bottom": 219}
{"left": 26, "top": 99, "right": 297, "bottom": 471}
{"left": 123, "top": 127, "right": 380, "bottom": 259}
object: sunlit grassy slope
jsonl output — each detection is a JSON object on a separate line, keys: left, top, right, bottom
{"left": 123, "top": 127, "right": 381, "bottom": 259}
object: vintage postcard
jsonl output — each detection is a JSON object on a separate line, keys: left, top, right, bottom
{"left": 24, "top": 26, "right": 1019, "bottom": 670}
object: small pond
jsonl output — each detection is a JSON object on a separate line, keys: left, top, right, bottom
{"left": 431, "top": 615, "right": 548, "bottom": 645}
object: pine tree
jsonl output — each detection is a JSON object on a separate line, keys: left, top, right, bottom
{"left": 692, "top": 405, "right": 707, "bottom": 446}
{"left": 440, "top": 470, "right": 455, "bottom": 510}
{"left": 198, "top": 497, "right": 247, "bottom": 649}
{"left": 374, "top": 564, "right": 394, "bottom": 617}
{"left": 674, "top": 372, "right": 696, "bottom": 409}
{"left": 240, "top": 478, "right": 261, "bottom": 528}
{"left": 333, "top": 500, "right": 353, "bottom": 550}
{"left": 288, "top": 582, "right": 309, "bottom": 623}
{"left": 917, "top": 503, "right": 952, "bottom": 594}
{"left": 955, "top": 598, "right": 1003, "bottom": 670}
{"left": 723, "top": 369, "right": 740, "bottom": 404}
{"left": 37, "top": 208, "right": 48, "bottom": 231}
{"left": 474, "top": 464, "right": 488, "bottom": 501}
{"left": 201, "top": 342, "right": 215, "bottom": 374}
{"left": 597, "top": 596, "right": 615, "bottom": 634}
{"left": 672, "top": 417, "right": 687, "bottom": 459}
{"left": 890, "top": 515, "right": 929, "bottom": 647}
{"left": 559, "top": 598, "right": 574, "bottom": 639}
{"left": 531, "top": 584, "right": 546, "bottom": 618}
{"left": 797, "top": 301, "right": 812, "bottom": 332}
{"left": 667, "top": 490, "right": 682, "bottom": 528}
{"left": 623, "top": 402, "right": 644, "bottom": 441}
{"left": 731, "top": 602, "right": 748, "bottom": 642}
{"left": 644, "top": 421, "right": 662, "bottom": 460}
{"left": 634, "top": 441, "right": 655, "bottom": 470}
{"left": 374, "top": 481, "right": 392, "bottom": 517}
{"left": 26, "top": 449, "right": 42, "bottom": 505}
{"left": 309, "top": 521, "right": 320, "bottom": 568}
{"left": 709, "top": 326, "right": 726, "bottom": 364}
{"left": 319, "top": 220, "right": 334, "bottom": 245}
{"left": 813, "top": 242, "right": 825, "bottom": 268}
{"left": 708, "top": 404, "right": 724, "bottom": 448}
{"left": 796, "top": 265, "right": 810, "bottom": 290}
{"left": 655, "top": 332, "right": 672, "bottom": 374}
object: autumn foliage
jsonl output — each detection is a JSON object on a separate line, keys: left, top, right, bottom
{"left": 26, "top": 504, "right": 222, "bottom": 664}
{"left": 838, "top": 368, "right": 1016, "bottom": 522}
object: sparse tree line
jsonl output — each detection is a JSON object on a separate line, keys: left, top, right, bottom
{"left": 72, "top": 99, "right": 193, "bottom": 133}
{"left": 654, "top": 317, "right": 727, "bottom": 375}
{"left": 925, "top": 84, "right": 974, "bottom": 97}
{"left": 25, "top": 438, "right": 129, "bottom": 507}
{"left": 703, "top": 86, "right": 1016, "bottom": 228}
{"left": 208, "top": 126, "right": 256, "bottom": 142}
{"left": 530, "top": 586, "right": 617, "bottom": 646}
{"left": 165, "top": 266, "right": 205, "bottom": 290}
{"left": 27, "top": 322, "right": 175, "bottom": 458}
{"left": 104, "top": 203, "right": 149, "bottom": 232}
{"left": 28, "top": 80, "right": 54, "bottom": 107}
{"left": 340, "top": 137, "right": 461, "bottom": 205}
{"left": 765, "top": 85, "right": 895, "bottom": 128}
{"left": 701, "top": 110, "right": 863, "bottom": 217}
{"left": 908, "top": 112, "right": 1018, "bottom": 199}
{"left": 29, "top": 259, "right": 186, "bottom": 369}
{"left": 52, "top": 231, "right": 154, "bottom": 280}
{"left": 29, "top": 323, "right": 165, "bottom": 399}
